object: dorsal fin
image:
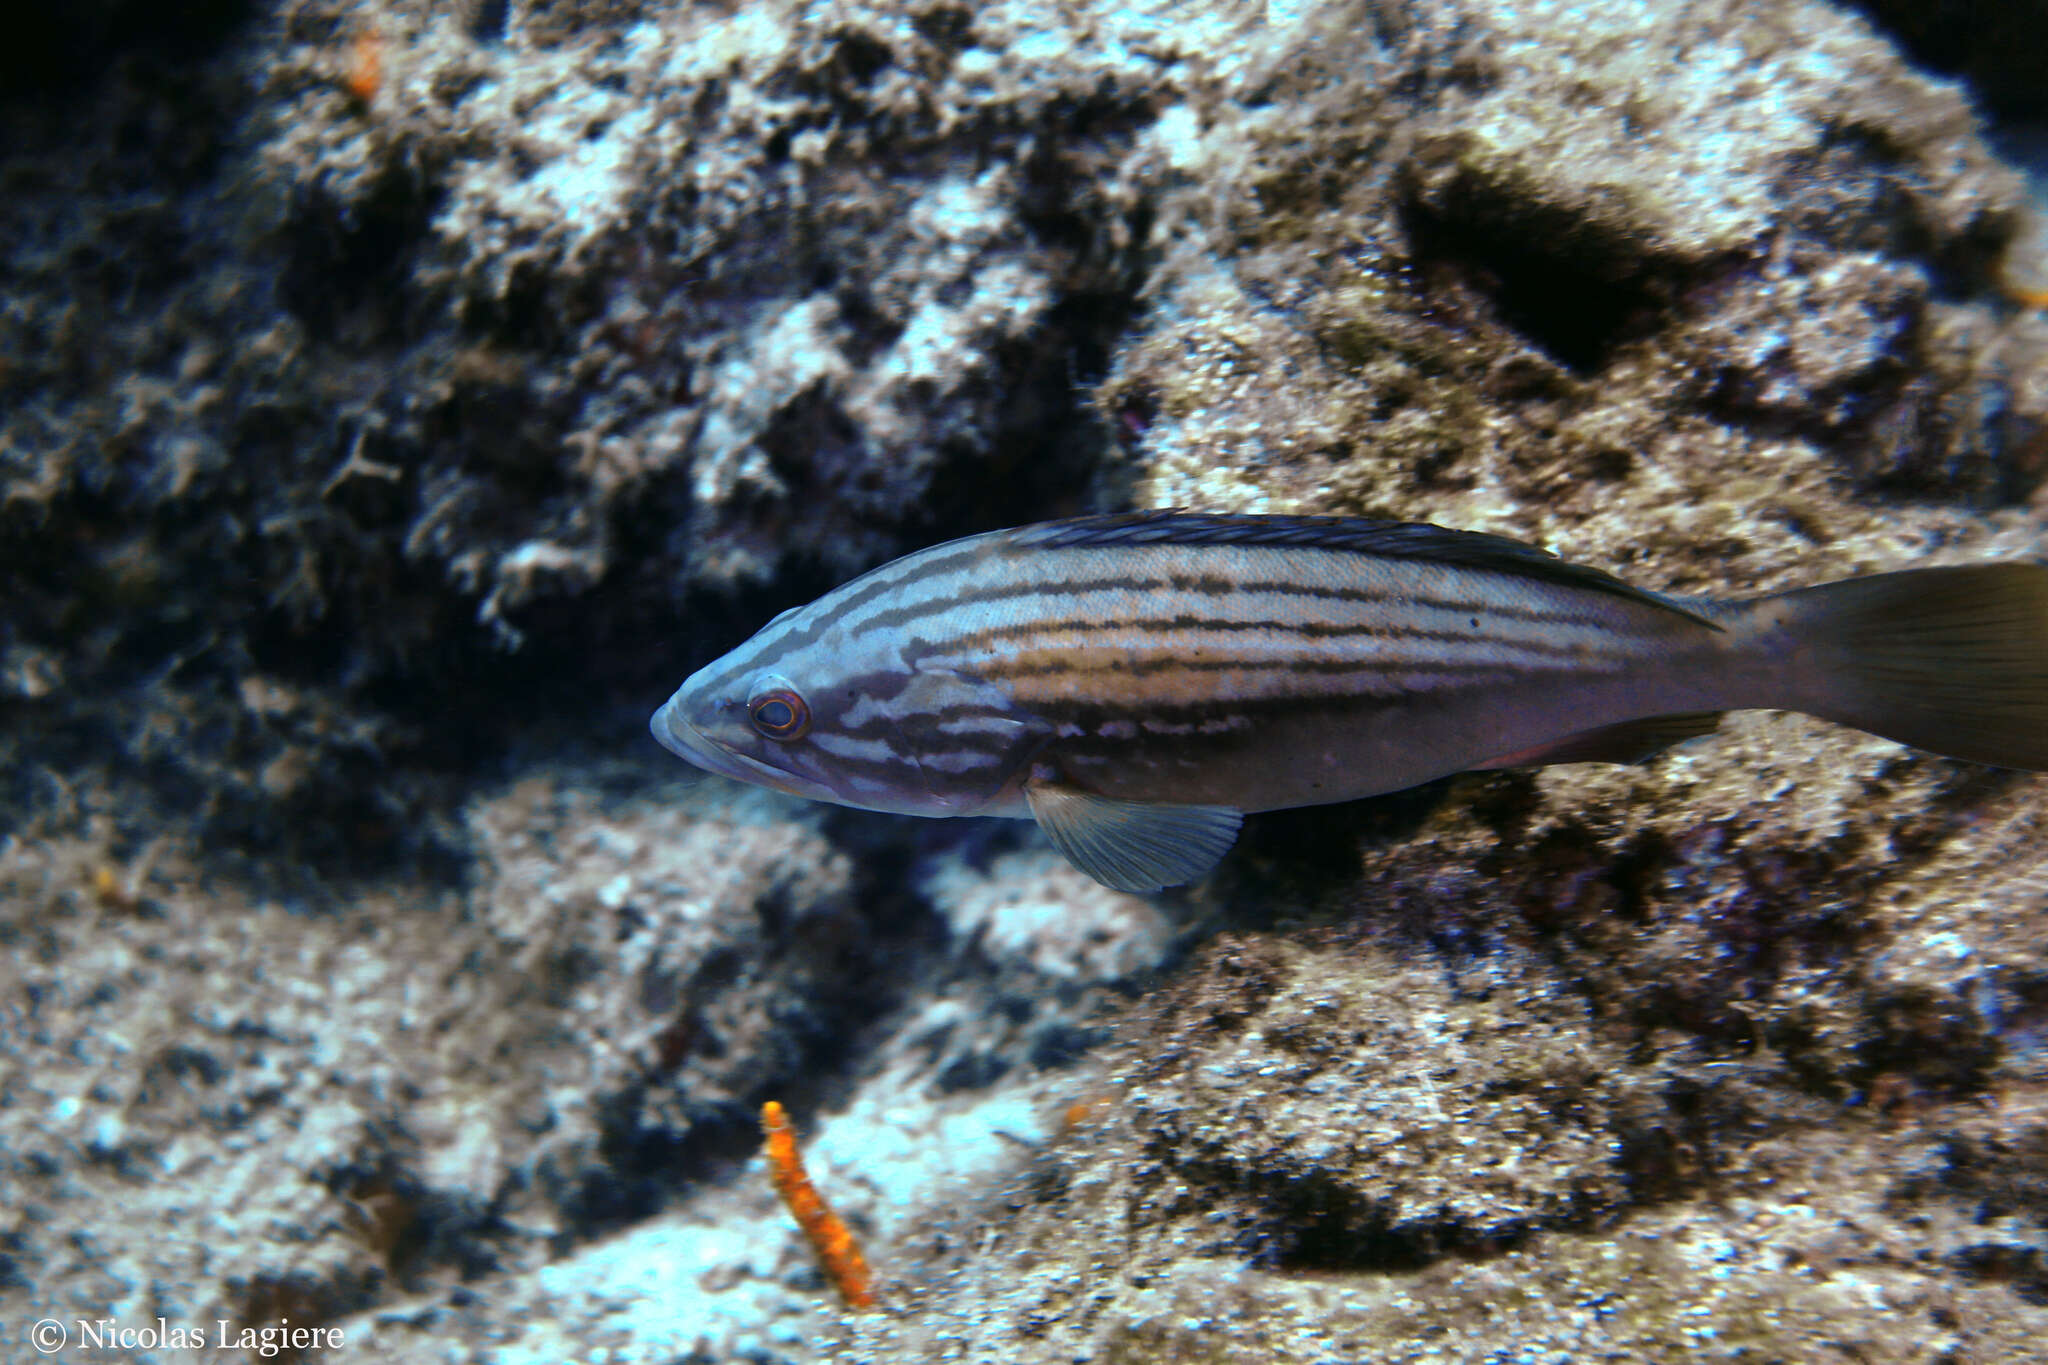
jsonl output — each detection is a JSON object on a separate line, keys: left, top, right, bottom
{"left": 1018, "top": 510, "right": 1719, "bottom": 630}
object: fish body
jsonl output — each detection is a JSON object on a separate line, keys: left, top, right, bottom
{"left": 652, "top": 511, "right": 2048, "bottom": 891}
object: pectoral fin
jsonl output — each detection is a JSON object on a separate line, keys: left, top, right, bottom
{"left": 1025, "top": 780, "right": 1243, "bottom": 892}
{"left": 1472, "top": 711, "right": 1725, "bottom": 770}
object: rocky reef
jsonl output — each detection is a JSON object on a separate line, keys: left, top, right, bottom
{"left": 5, "top": 0, "right": 2048, "bottom": 1360}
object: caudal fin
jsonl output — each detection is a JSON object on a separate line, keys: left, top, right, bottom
{"left": 1770, "top": 563, "right": 2048, "bottom": 770}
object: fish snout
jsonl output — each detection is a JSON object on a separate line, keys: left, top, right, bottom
{"left": 650, "top": 694, "right": 715, "bottom": 767}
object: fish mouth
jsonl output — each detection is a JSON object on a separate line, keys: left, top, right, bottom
{"left": 650, "top": 697, "right": 817, "bottom": 797}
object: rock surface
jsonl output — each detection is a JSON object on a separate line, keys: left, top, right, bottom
{"left": 5, "top": 0, "right": 2048, "bottom": 1361}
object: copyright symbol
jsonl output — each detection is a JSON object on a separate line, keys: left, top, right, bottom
{"left": 30, "top": 1318, "right": 67, "bottom": 1353}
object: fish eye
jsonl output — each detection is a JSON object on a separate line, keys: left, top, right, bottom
{"left": 747, "top": 683, "right": 810, "bottom": 741}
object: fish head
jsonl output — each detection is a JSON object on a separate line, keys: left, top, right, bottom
{"left": 650, "top": 605, "right": 1044, "bottom": 818}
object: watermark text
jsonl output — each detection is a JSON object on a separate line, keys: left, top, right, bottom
{"left": 30, "top": 1317, "right": 347, "bottom": 1356}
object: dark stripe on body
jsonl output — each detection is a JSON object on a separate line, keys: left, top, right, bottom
{"left": 722, "top": 514, "right": 1715, "bottom": 693}
{"left": 842, "top": 569, "right": 1656, "bottom": 648}
{"left": 987, "top": 653, "right": 1615, "bottom": 681}
{"left": 939, "top": 614, "right": 1580, "bottom": 646}
{"left": 948, "top": 623, "right": 1633, "bottom": 666}
{"left": 701, "top": 538, "right": 992, "bottom": 683}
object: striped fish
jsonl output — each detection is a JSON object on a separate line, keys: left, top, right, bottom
{"left": 651, "top": 511, "right": 2048, "bottom": 891}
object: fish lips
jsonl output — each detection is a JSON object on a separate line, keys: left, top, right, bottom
{"left": 649, "top": 694, "right": 826, "bottom": 800}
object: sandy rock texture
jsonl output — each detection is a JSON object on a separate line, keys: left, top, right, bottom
{"left": 1, "top": 776, "right": 1155, "bottom": 1360}
{"left": 6, "top": 0, "right": 2048, "bottom": 1361}
{"left": 844, "top": 0, "right": 2048, "bottom": 1358}
{"left": 1, "top": 0, "right": 1147, "bottom": 866}
{"left": 1, "top": 778, "right": 860, "bottom": 1345}
{"left": 850, "top": 932, "right": 2048, "bottom": 1362}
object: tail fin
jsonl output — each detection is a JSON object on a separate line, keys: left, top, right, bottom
{"left": 1769, "top": 563, "right": 2048, "bottom": 771}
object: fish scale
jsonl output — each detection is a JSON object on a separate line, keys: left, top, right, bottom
{"left": 653, "top": 510, "right": 2048, "bottom": 891}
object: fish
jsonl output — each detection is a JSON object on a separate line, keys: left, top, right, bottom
{"left": 650, "top": 511, "right": 2048, "bottom": 892}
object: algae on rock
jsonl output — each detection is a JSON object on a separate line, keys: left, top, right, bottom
{"left": 8, "top": 0, "right": 2048, "bottom": 1361}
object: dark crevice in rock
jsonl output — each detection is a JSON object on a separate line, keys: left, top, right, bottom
{"left": 280, "top": 163, "right": 447, "bottom": 348}
{"left": 1948, "top": 1244, "right": 2048, "bottom": 1305}
{"left": 1396, "top": 175, "right": 1676, "bottom": 376}
{"left": 1857, "top": 988, "right": 2002, "bottom": 1099}
{"left": 1259, "top": 1174, "right": 1537, "bottom": 1274}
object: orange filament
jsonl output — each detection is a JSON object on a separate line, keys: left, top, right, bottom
{"left": 761, "top": 1100, "right": 875, "bottom": 1310}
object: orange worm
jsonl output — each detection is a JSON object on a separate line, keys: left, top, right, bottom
{"left": 761, "top": 1101, "right": 875, "bottom": 1310}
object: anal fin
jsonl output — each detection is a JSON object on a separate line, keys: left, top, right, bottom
{"left": 1472, "top": 711, "right": 1725, "bottom": 770}
{"left": 1025, "top": 780, "right": 1243, "bottom": 892}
